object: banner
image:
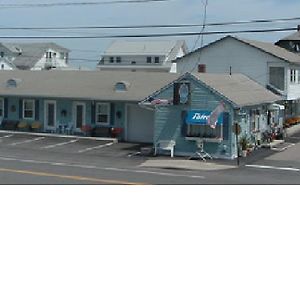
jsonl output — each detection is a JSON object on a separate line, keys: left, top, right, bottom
{"left": 208, "top": 102, "right": 225, "bottom": 129}
{"left": 186, "top": 110, "right": 223, "bottom": 125}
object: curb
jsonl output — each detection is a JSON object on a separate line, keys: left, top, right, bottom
{"left": 0, "top": 129, "right": 118, "bottom": 143}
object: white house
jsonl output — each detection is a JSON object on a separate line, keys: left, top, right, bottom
{"left": 0, "top": 42, "right": 70, "bottom": 71}
{"left": 175, "top": 35, "right": 300, "bottom": 117}
{"left": 97, "top": 40, "right": 188, "bottom": 73}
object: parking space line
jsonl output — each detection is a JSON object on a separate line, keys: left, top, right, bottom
{"left": 0, "top": 134, "right": 14, "bottom": 139}
{"left": 42, "top": 139, "right": 78, "bottom": 149}
{"left": 77, "top": 142, "right": 115, "bottom": 153}
{"left": 9, "top": 137, "right": 45, "bottom": 146}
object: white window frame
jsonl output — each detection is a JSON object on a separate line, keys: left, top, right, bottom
{"left": 95, "top": 103, "right": 110, "bottom": 126}
{"left": 23, "top": 99, "right": 35, "bottom": 120}
{"left": 0, "top": 98, "right": 4, "bottom": 118}
{"left": 290, "top": 69, "right": 297, "bottom": 83}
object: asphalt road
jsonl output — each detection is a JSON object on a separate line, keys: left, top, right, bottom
{"left": 0, "top": 131, "right": 300, "bottom": 184}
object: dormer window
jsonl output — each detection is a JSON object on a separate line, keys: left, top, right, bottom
{"left": 115, "top": 81, "right": 129, "bottom": 92}
{"left": 6, "top": 78, "right": 22, "bottom": 88}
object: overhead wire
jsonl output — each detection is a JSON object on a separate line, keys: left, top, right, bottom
{"left": 1, "top": 16, "right": 300, "bottom": 30}
{"left": 0, "top": 26, "right": 297, "bottom": 39}
{"left": 0, "top": 0, "right": 170, "bottom": 9}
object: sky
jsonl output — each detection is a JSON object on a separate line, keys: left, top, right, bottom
{"left": 1, "top": 0, "right": 300, "bottom": 69}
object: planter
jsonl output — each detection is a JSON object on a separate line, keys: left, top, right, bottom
{"left": 242, "top": 150, "right": 247, "bottom": 157}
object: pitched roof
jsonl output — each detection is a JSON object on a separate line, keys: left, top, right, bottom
{"left": 276, "top": 31, "right": 300, "bottom": 41}
{"left": 175, "top": 35, "right": 300, "bottom": 65}
{"left": 103, "top": 40, "right": 187, "bottom": 59}
{"left": 0, "top": 70, "right": 178, "bottom": 101}
{"left": 2, "top": 42, "right": 70, "bottom": 70}
{"left": 0, "top": 70, "right": 281, "bottom": 107}
{"left": 191, "top": 73, "right": 282, "bottom": 107}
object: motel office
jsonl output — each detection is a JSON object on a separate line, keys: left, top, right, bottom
{"left": 0, "top": 70, "right": 282, "bottom": 159}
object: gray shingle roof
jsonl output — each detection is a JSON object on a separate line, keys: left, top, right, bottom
{"left": 175, "top": 35, "right": 300, "bottom": 65}
{"left": 0, "top": 70, "right": 281, "bottom": 107}
{"left": 2, "top": 42, "right": 70, "bottom": 70}
{"left": 104, "top": 40, "right": 187, "bottom": 60}
{"left": 276, "top": 31, "right": 300, "bottom": 41}
{"left": 0, "top": 70, "right": 178, "bottom": 101}
{"left": 192, "top": 73, "right": 282, "bottom": 107}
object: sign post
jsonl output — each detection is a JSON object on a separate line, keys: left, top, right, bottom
{"left": 233, "top": 123, "right": 241, "bottom": 166}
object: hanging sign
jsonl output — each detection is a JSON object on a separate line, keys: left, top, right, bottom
{"left": 186, "top": 110, "right": 223, "bottom": 125}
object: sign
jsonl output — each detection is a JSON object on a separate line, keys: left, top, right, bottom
{"left": 186, "top": 110, "right": 223, "bottom": 125}
{"left": 179, "top": 83, "right": 189, "bottom": 104}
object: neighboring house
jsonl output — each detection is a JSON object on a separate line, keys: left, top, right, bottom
{"left": 0, "top": 42, "right": 70, "bottom": 70}
{"left": 140, "top": 72, "right": 283, "bottom": 159}
{"left": 275, "top": 26, "right": 300, "bottom": 54}
{"left": 0, "top": 70, "right": 178, "bottom": 143}
{"left": 97, "top": 40, "right": 188, "bottom": 73}
{"left": 175, "top": 35, "right": 300, "bottom": 117}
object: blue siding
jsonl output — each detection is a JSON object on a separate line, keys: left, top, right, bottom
{"left": 153, "top": 76, "right": 236, "bottom": 158}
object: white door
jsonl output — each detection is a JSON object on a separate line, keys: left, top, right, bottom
{"left": 73, "top": 102, "right": 86, "bottom": 131}
{"left": 44, "top": 100, "right": 56, "bottom": 130}
{"left": 126, "top": 104, "right": 154, "bottom": 143}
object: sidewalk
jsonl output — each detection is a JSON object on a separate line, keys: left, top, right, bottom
{"left": 140, "top": 157, "right": 238, "bottom": 171}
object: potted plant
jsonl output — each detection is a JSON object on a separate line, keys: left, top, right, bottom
{"left": 81, "top": 124, "right": 93, "bottom": 136}
{"left": 239, "top": 136, "right": 249, "bottom": 157}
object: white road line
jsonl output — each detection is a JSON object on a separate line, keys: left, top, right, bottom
{"left": 0, "top": 134, "right": 14, "bottom": 139}
{"left": 77, "top": 142, "right": 114, "bottom": 153}
{"left": 9, "top": 137, "right": 45, "bottom": 146}
{"left": 246, "top": 164, "right": 300, "bottom": 172}
{"left": 42, "top": 139, "right": 78, "bottom": 149}
{"left": 105, "top": 167, "right": 206, "bottom": 179}
{"left": 0, "top": 156, "right": 206, "bottom": 180}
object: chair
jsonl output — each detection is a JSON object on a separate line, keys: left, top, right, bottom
{"left": 189, "top": 139, "right": 212, "bottom": 161}
{"left": 154, "top": 140, "right": 176, "bottom": 157}
{"left": 17, "top": 120, "right": 29, "bottom": 131}
{"left": 64, "top": 122, "right": 74, "bottom": 135}
{"left": 30, "top": 121, "right": 42, "bottom": 132}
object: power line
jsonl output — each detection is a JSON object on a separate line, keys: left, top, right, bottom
{"left": 0, "top": 26, "right": 297, "bottom": 39}
{"left": 0, "top": 0, "right": 169, "bottom": 9}
{"left": 1, "top": 16, "right": 300, "bottom": 30}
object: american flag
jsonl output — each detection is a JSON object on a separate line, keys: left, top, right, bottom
{"left": 208, "top": 102, "right": 225, "bottom": 129}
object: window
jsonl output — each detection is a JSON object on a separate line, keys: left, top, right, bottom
{"left": 187, "top": 124, "right": 222, "bottom": 139}
{"left": 1, "top": 64, "right": 4, "bottom": 70}
{"left": 269, "top": 67, "right": 285, "bottom": 90}
{"left": 198, "top": 64, "right": 206, "bottom": 73}
{"left": 290, "top": 69, "right": 297, "bottom": 83}
{"left": 109, "top": 57, "right": 114, "bottom": 63}
{"left": 131, "top": 61, "right": 136, "bottom": 65}
{"left": 115, "top": 81, "right": 129, "bottom": 91}
{"left": 116, "top": 57, "right": 121, "bottom": 63}
{"left": 96, "top": 103, "right": 110, "bottom": 125}
{"left": 0, "top": 98, "right": 4, "bottom": 117}
{"left": 0, "top": 52, "right": 4, "bottom": 58}
{"left": 147, "top": 57, "right": 152, "bottom": 63}
{"left": 23, "top": 99, "right": 35, "bottom": 119}
{"left": 154, "top": 57, "right": 160, "bottom": 64}
{"left": 46, "top": 52, "right": 52, "bottom": 59}
{"left": 60, "top": 52, "right": 65, "bottom": 59}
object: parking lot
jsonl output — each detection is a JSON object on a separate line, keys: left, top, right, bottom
{"left": 0, "top": 131, "right": 145, "bottom": 158}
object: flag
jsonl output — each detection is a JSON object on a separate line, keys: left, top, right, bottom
{"left": 207, "top": 101, "right": 225, "bottom": 129}
{"left": 150, "top": 98, "right": 171, "bottom": 106}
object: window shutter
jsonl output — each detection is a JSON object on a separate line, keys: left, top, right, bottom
{"left": 35, "top": 100, "right": 39, "bottom": 120}
{"left": 173, "top": 82, "right": 180, "bottom": 105}
{"left": 91, "top": 102, "right": 95, "bottom": 124}
{"left": 110, "top": 103, "right": 115, "bottom": 125}
{"left": 4, "top": 98, "right": 8, "bottom": 118}
{"left": 223, "top": 112, "right": 230, "bottom": 140}
{"left": 19, "top": 99, "right": 23, "bottom": 119}
{"left": 181, "top": 110, "right": 187, "bottom": 136}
